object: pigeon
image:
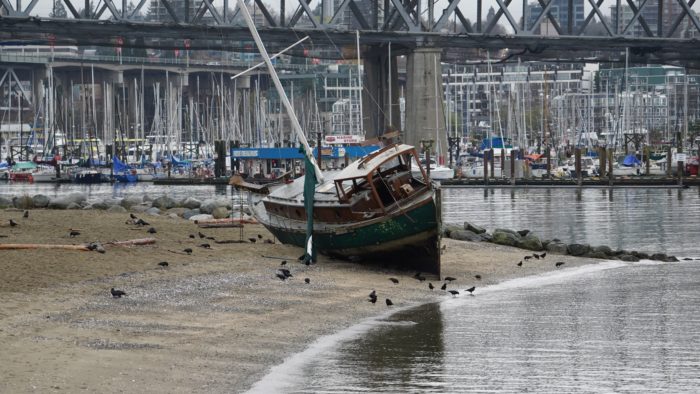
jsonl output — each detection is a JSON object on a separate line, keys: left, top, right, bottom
{"left": 158, "top": 261, "right": 169, "bottom": 267}
{"left": 183, "top": 248, "right": 193, "bottom": 255}
{"left": 248, "top": 238, "right": 257, "bottom": 243}
{"left": 198, "top": 232, "right": 206, "bottom": 239}
{"left": 428, "top": 282, "right": 434, "bottom": 290}
{"left": 9, "top": 219, "right": 17, "bottom": 227}
{"left": 110, "top": 288, "right": 127, "bottom": 298}
{"left": 280, "top": 260, "right": 287, "bottom": 266}
{"left": 199, "top": 243, "right": 211, "bottom": 249}
{"left": 304, "top": 278, "right": 310, "bottom": 284}
{"left": 23, "top": 210, "right": 28, "bottom": 218}
{"left": 448, "top": 290, "right": 460, "bottom": 296}
{"left": 444, "top": 276, "right": 456, "bottom": 282}
{"left": 441, "top": 283, "right": 447, "bottom": 290}
{"left": 517, "top": 261, "right": 523, "bottom": 267}
{"left": 475, "top": 275, "right": 482, "bottom": 280}
{"left": 147, "top": 227, "right": 157, "bottom": 234}
{"left": 385, "top": 298, "right": 393, "bottom": 306}
{"left": 555, "top": 262, "right": 565, "bottom": 267}
{"left": 69, "top": 230, "right": 81, "bottom": 237}
{"left": 389, "top": 277, "right": 399, "bottom": 284}
{"left": 130, "top": 213, "right": 137, "bottom": 219}
{"left": 466, "top": 286, "right": 476, "bottom": 295}
{"left": 189, "top": 234, "right": 195, "bottom": 239}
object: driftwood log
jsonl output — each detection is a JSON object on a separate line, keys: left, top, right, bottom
{"left": 0, "top": 238, "right": 156, "bottom": 251}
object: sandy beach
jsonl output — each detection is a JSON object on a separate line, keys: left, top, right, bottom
{"left": 0, "top": 208, "right": 603, "bottom": 393}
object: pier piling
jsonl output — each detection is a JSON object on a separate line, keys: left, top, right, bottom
{"left": 575, "top": 148, "right": 582, "bottom": 186}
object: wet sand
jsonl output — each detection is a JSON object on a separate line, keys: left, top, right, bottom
{"left": 0, "top": 209, "right": 602, "bottom": 393}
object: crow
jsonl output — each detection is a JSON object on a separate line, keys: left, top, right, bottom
{"left": 448, "top": 290, "right": 460, "bottom": 296}
{"left": 257, "top": 234, "right": 263, "bottom": 239}
{"left": 248, "top": 238, "right": 257, "bottom": 243}
{"left": 368, "top": 295, "right": 377, "bottom": 304}
{"left": 147, "top": 227, "right": 157, "bottom": 234}
{"left": 199, "top": 243, "right": 211, "bottom": 249}
{"left": 280, "top": 260, "right": 287, "bottom": 266}
{"left": 189, "top": 234, "right": 195, "bottom": 239}
{"left": 466, "top": 286, "right": 476, "bottom": 295}
{"left": 428, "top": 282, "right": 434, "bottom": 290}
{"left": 533, "top": 253, "right": 540, "bottom": 259}
{"left": 23, "top": 210, "right": 28, "bottom": 218}
{"left": 9, "top": 219, "right": 17, "bottom": 227}
{"left": 517, "top": 261, "right": 523, "bottom": 267}
{"left": 540, "top": 252, "right": 547, "bottom": 258}
{"left": 524, "top": 255, "right": 532, "bottom": 260}
{"left": 385, "top": 298, "right": 393, "bottom": 306}
{"left": 69, "top": 230, "right": 81, "bottom": 237}
{"left": 130, "top": 213, "right": 137, "bottom": 220}
{"left": 276, "top": 272, "right": 287, "bottom": 281}
{"left": 184, "top": 248, "right": 193, "bottom": 255}
{"left": 158, "top": 261, "right": 169, "bottom": 267}
{"left": 416, "top": 275, "right": 426, "bottom": 282}
{"left": 441, "top": 283, "right": 447, "bottom": 290}
{"left": 444, "top": 276, "right": 456, "bottom": 282}
{"left": 369, "top": 290, "right": 376, "bottom": 298}
{"left": 279, "top": 268, "right": 292, "bottom": 278}
{"left": 298, "top": 254, "right": 306, "bottom": 261}
{"left": 389, "top": 277, "right": 399, "bottom": 284}
{"left": 198, "top": 232, "right": 206, "bottom": 239}
{"left": 304, "top": 278, "right": 310, "bottom": 284}
{"left": 110, "top": 288, "right": 127, "bottom": 298}
{"left": 135, "top": 218, "right": 149, "bottom": 226}
{"left": 475, "top": 275, "right": 482, "bottom": 280}
{"left": 555, "top": 262, "right": 565, "bottom": 268}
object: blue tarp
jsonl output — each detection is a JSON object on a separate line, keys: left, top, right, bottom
{"left": 479, "top": 137, "right": 508, "bottom": 150}
{"left": 170, "top": 155, "right": 192, "bottom": 167}
{"left": 230, "top": 145, "right": 380, "bottom": 160}
{"left": 113, "top": 156, "right": 130, "bottom": 173}
{"left": 622, "top": 154, "right": 642, "bottom": 167}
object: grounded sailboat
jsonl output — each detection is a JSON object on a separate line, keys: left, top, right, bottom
{"left": 230, "top": 0, "right": 442, "bottom": 274}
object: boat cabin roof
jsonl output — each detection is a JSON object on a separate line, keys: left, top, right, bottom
{"left": 335, "top": 144, "right": 415, "bottom": 180}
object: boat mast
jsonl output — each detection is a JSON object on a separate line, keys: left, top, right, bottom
{"left": 235, "top": 0, "right": 324, "bottom": 182}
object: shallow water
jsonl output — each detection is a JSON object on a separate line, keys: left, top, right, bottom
{"left": 258, "top": 261, "right": 700, "bottom": 393}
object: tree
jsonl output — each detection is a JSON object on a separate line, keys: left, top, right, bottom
{"left": 49, "top": 0, "right": 68, "bottom": 18}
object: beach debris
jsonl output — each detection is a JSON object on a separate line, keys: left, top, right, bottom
{"left": 389, "top": 277, "right": 399, "bottom": 284}
{"left": 448, "top": 290, "right": 460, "bottom": 296}
{"left": 23, "top": 210, "right": 28, "bottom": 218}
{"left": 555, "top": 262, "right": 565, "bottom": 267}
{"left": 466, "top": 286, "right": 476, "bottom": 295}
{"left": 110, "top": 288, "right": 127, "bottom": 298}
{"left": 385, "top": 299, "right": 394, "bottom": 306}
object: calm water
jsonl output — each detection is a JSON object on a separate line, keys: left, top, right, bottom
{"left": 250, "top": 261, "right": 700, "bottom": 393}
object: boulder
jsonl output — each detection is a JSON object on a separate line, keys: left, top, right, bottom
{"left": 0, "top": 196, "right": 13, "bottom": 208}
{"left": 545, "top": 242, "right": 569, "bottom": 254}
{"left": 650, "top": 253, "right": 668, "bottom": 261}
{"left": 517, "top": 233, "right": 543, "bottom": 251}
{"left": 167, "top": 213, "right": 180, "bottom": 219}
{"left": 181, "top": 197, "right": 202, "bottom": 209}
{"left": 450, "top": 229, "right": 486, "bottom": 242}
{"left": 166, "top": 207, "right": 187, "bottom": 217}
{"left": 188, "top": 214, "right": 214, "bottom": 222}
{"left": 491, "top": 229, "right": 521, "bottom": 247}
{"left": 107, "top": 205, "right": 128, "bottom": 213}
{"left": 463, "top": 222, "right": 486, "bottom": 234}
{"left": 68, "top": 192, "right": 87, "bottom": 204}
{"left": 151, "top": 195, "right": 177, "bottom": 210}
{"left": 212, "top": 206, "right": 230, "bottom": 219}
{"left": 584, "top": 251, "right": 609, "bottom": 259}
{"left": 619, "top": 254, "right": 640, "bottom": 262}
{"left": 442, "top": 225, "right": 462, "bottom": 238}
{"left": 516, "top": 229, "right": 531, "bottom": 237}
{"left": 632, "top": 251, "right": 650, "bottom": 260}
{"left": 199, "top": 199, "right": 218, "bottom": 214}
{"left": 12, "top": 195, "right": 34, "bottom": 209}
{"left": 480, "top": 232, "right": 493, "bottom": 242}
{"left": 592, "top": 245, "right": 614, "bottom": 256}
{"left": 67, "top": 202, "right": 82, "bottom": 210}
{"left": 120, "top": 196, "right": 143, "bottom": 209}
{"left": 665, "top": 255, "right": 679, "bottom": 262}
{"left": 567, "top": 243, "right": 591, "bottom": 256}
{"left": 130, "top": 204, "right": 150, "bottom": 213}
{"left": 146, "top": 207, "right": 162, "bottom": 216}
{"left": 182, "top": 209, "right": 201, "bottom": 220}
{"left": 90, "top": 200, "right": 111, "bottom": 210}
{"left": 32, "top": 194, "right": 50, "bottom": 208}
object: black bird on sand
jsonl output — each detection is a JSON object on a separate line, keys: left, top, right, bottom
{"left": 475, "top": 275, "right": 482, "bottom": 280}
{"left": 110, "top": 288, "right": 127, "bottom": 298}
{"left": 555, "top": 262, "right": 565, "bottom": 267}
{"left": 257, "top": 234, "right": 263, "bottom": 239}
{"left": 539, "top": 252, "right": 547, "bottom": 258}
{"left": 23, "top": 210, "right": 28, "bottom": 218}
{"left": 413, "top": 272, "right": 422, "bottom": 279}
{"left": 428, "top": 282, "right": 434, "bottom": 290}
{"left": 441, "top": 283, "right": 447, "bottom": 290}
{"left": 135, "top": 218, "right": 149, "bottom": 226}
{"left": 517, "top": 261, "right": 523, "bottom": 267}
{"left": 524, "top": 255, "right": 532, "bottom": 260}
{"left": 448, "top": 290, "right": 460, "bottom": 296}
{"left": 304, "top": 278, "right": 310, "bottom": 284}
{"left": 198, "top": 232, "right": 206, "bottom": 239}
{"left": 130, "top": 213, "right": 137, "bottom": 220}
{"left": 199, "top": 243, "right": 211, "bottom": 249}
{"left": 389, "top": 277, "right": 399, "bottom": 284}
{"left": 184, "top": 248, "right": 193, "bottom": 255}
{"left": 189, "top": 234, "right": 195, "bottom": 239}
{"left": 69, "top": 230, "right": 81, "bottom": 238}
{"left": 533, "top": 253, "right": 540, "bottom": 259}
{"left": 279, "top": 268, "right": 292, "bottom": 278}
{"left": 147, "top": 227, "right": 157, "bottom": 234}
{"left": 298, "top": 254, "right": 306, "bottom": 261}
{"left": 206, "top": 236, "right": 215, "bottom": 241}
{"left": 385, "top": 298, "right": 393, "bottom": 306}
{"left": 444, "top": 276, "right": 456, "bottom": 282}
{"left": 9, "top": 219, "right": 17, "bottom": 227}
{"left": 276, "top": 272, "right": 287, "bottom": 281}
{"left": 466, "top": 286, "right": 476, "bottom": 295}
{"left": 416, "top": 275, "right": 426, "bottom": 282}
{"left": 248, "top": 237, "right": 257, "bottom": 243}
{"left": 368, "top": 295, "right": 377, "bottom": 304}
{"left": 369, "top": 290, "right": 376, "bottom": 298}
{"left": 158, "top": 261, "right": 169, "bottom": 267}
{"left": 280, "top": 260, "right": 287, "bottom": 266}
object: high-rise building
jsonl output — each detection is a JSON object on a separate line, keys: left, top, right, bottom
{"left": 524, "top": 0, "right": 585, "bottom": 34}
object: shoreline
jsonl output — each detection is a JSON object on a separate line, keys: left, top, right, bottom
{"left": 1, "top": 209, "right": 606, "bottom": 393}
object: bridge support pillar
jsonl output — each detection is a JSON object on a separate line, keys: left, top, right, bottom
{"left": 362, "top": 46, "right": 400, "bottom": 138}
{"left": 405, "top": 47, "right": 447, "bottom": 163}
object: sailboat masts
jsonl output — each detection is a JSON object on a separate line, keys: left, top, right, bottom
{"left": 235, "top": 0, "right": 323, "bottom": 182}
